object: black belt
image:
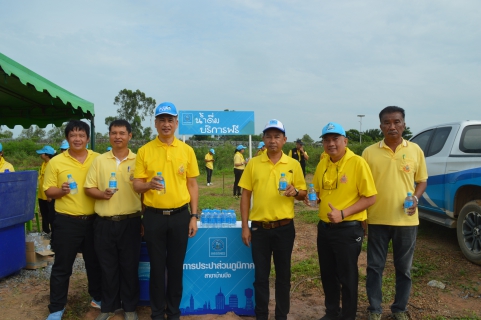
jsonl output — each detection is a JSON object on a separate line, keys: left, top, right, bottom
{"left": 57, "top": 212, "right": 97, "bottom": 220}
{"left": 320, "top": 221, "right": 362, "bottom": 229}
{"left": 145, "top": 204, "right": 189, "bottom": 216}
{"left": 99, "top": 211, "right": 142, "bottom": 221}
{"left": 251, "top": 219, "right": 292, "bottom": 230}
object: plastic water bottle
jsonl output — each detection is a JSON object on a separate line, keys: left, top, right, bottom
{"left": 215, "top": 210, "right": 222, "bottom": 228}
{"left": 221, "top": 210, "right": 228, "bottom": 228}
{"left": 109, "top": 172, "right": 118, "bottom": 193}
{"left": 404, "top": 192, "right": 414, "bottom": 214}
{"left": 156, "top": 172, "right": 166, "bottom": 195}
{"left": 206, "top": 210, "right": 213, "bottom": 228}
{"left": 200, "top": 210, "right": 206, "bottom": 228}
{"left": 67, "top": 174, "right": 78, "bottom": 195}
{"left": 308, "top": 183, "right": 318, "bottom": 207}
{"left": 279, "top": 173, "right": 287, "bottom": 196}
{"left": 230, "top": 210, "right": 237, "bottom": 227}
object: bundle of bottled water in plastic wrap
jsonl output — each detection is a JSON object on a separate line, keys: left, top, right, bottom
{"left": 199, "top": 209, "right": 237, "bottom": 228}
{"left": 25, "top": 232, "right": 51, "bottom": 252}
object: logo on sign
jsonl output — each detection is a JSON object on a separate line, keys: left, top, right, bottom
{"left": 209, "top": 237, "right": 227, "bottom": 257}
{"left": 182, "top": 113, "right": 193, "bottom": 125}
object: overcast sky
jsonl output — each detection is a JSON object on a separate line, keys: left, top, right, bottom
{"left": 1, "top": 0, "right": 480, "bottom": 141}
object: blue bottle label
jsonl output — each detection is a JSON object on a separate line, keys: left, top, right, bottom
{"left": 308, "top": 193, "right": 317, "bottom": 201}
{"left": 109, "top": 181, "right": 117, "bottom": 189}
{"left": 404, "top": 200, "right": 413, "bottom": 208}
{"left": 69, "top": 182, "right": 77, "bottom": 189}
{"left": 279, "top": 181, "right": 287, "bottom": 190}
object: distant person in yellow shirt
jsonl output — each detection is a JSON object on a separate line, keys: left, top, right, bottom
{"left": 133, "top": 102, "right": 199, "bottom": 320}
{"left": 256, "top": 141, "right": 266, "bottom": 156}
{"left": 36, "top": 145, "right": 56, "bottom": 234}
{"left": 363, "top": 106, "right": 427, "bottom": 320}
{"left": 204, "top": 148, "right": 215, "bottom": 186}
{"left": 0, "top": 143, "right": 15, "bottom": 172}
{"left": 85, "top": 119, "right": 141, "bottom": 320}
{"left": 43, "top": 120, "right": 102, "bottom": 320}
{"left": 309, "top": 122, "right": 377, "bottom": 320}
{"left": 233, "top": 145, "right": 247, "bottom": 199}
{"left": 288, "top": 139, "right": 309, "bottom": 176}
{"left": 240, "top": 119, "right": 307, "bottom": 320}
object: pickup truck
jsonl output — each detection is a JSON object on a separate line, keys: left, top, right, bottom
{"left": 410, "top": 120, "right": 481, "bottom": 264}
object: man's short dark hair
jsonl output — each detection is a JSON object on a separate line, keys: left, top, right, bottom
{"left": 65, "top": 120, "right": 90, "bottom": 139}
{"left": 379, "top": 106, "right": 405, "bottom": 122}
{"left": 109, "top": 119, "right": 132, "bottom": 134}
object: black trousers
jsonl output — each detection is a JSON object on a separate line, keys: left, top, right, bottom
{"left": 94, "top": 216, "right": 142, "bottom": 313}
{"left": 317, "top": 221, "right": 364, "bottom": 320}
{"left": 38, "top": 198, "right": 56, "bottom": 234}
{"left": 49, "top": 213, "right": 102, "bottom": 313}
{"left": 143, "top": 206, "right": 191, "bottom": 320}
{"left": 251, "top": 221, "right": 295, "bottom": 320}
{"left": 206, "top": 167, "right": 213, "bottom": 184}
{"left": 233, "top": 168, "right": 244, "bottom": 196}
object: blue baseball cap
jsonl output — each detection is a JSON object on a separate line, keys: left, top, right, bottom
{"left": 209, "top": 148, "right": 215, "bottom": 154}
{"left": 155, "top": 102, "right": 178, "bottom": 117}
{"left": 257, "top": 142, "right": 265, "bottom": 149}
{"left": 263, "top": 119, "right": 285, "bottom": 133}
{"left": 0, "top": 143, "right": 3, "bottom": 152}
{"left": 321, "top": 122, "right": 346, "bottom": 137}
{"left": 60, "top": 140, "right": 69, "bottom": 150}
{"left": 106, "top": 147, "right": 112, "bottom": 151}
{"left": 236, "top": 145, "right": 247, "bottom": 151}
{"left": 36, "top": 145, "right": 56, "bottom": 155}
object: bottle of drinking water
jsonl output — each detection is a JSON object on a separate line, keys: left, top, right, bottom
{"left": 221, "top": 210, "right": 228, "bottom": 228}
{"left": 404, "top": 192, "right": 414, "bottom": 214}
{"left": 279, "top": 173, "right": 287, "bottom": 196}
{"left": 67, "top": 174, "right": 78, "bottom": 195}
{"left": 156, "top": 172, "right": 166, "bottom": 195}
{"left": 200, "top": 209, "right": 207, "bottom": 228}
{"left": 308, "top": 183, "right": 318, "bottom": 207}
{"left": 109, "top": 172, "right": 118, "bottom": 193}
{"left": 207, "top": 210, "right": 214, "bottom": 228}
{"left": 214, "top": 210, "right": 221, "bottom": 228}
{"left": 230, "top": 210, "right": 237, "bottom": 227}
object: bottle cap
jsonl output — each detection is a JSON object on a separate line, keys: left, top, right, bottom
{"left": 281, "top": 173, "right": 285, "bottom": 176}
{"left": 407, "top": 192, "right": 413, "bottom": 196}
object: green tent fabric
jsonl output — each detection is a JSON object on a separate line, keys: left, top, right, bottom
{"left": 0, "top": 52, "right": 95, "bottom": 130}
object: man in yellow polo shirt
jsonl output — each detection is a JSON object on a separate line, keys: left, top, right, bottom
{"left": 85, "top": 120, "right": 141, "bottom": 320}
{"left": 310, "top": 122, "right": 377, "bottom": 320}
{"left": 43, "top": 120, "right": 102, "bottom": 320}
{"left": 255, "top": 141, "right": 266, "bottom": 156}
{"left": 240, "top": 119, "right": 307, "bottom": 320}
{"left": 204, "top": 148, "right": 215, "bottom": 186}
{"left": 288, "top": 139, "right": 309, "bottom": 177}
{"left": 362, "top": 106, "right": 427, "bottom": 320}
{"left": 0, "top": 143, "right": 15, "bottom": 172}
{"left": 133, "top": 102, "right": 199, "bottom": 320}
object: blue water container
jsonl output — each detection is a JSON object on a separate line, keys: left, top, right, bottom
{"left": 0, "top": 171, "right": 38, "bottom": 278}
{"left": 138, "top": 242, "right": 150, "bottom": 306}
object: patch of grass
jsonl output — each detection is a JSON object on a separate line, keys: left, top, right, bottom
{"left": 296, "top": 209, "right": 319, "bottom": 224}
{"left": 411, "top": 261, "right": 436, "bottom": 278}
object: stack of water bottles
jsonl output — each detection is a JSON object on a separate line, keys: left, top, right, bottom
{"left": 200, "top": 209, "right": 237, "bottom": 228}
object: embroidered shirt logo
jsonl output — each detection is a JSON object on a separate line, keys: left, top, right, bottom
{"left": 340, "top": 174, "right": 348, "bottom": 184}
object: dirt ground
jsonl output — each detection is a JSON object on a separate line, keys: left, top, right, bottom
{"left": 1, "top": 218, "right": 481, "bottom": 319}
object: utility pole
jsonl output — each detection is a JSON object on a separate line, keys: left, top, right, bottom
{"left": 357, "top": 115, "right": 365, "bottom": 144}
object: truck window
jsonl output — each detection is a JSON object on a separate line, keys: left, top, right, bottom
{"left": 410, "top": 129, "right": 433, "bottom": 154}
{"left": 427, "top": 127, "right": 452, "bottom": 157}
{"left": 459, "top": 125, "right": 481, "bottom": 153}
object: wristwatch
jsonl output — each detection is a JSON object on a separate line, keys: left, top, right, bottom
{"left": 294, "top": 188, "right": 299, "bottom": 197}
{"left": 191, "top": 213, "right": 199, "bottom": 219}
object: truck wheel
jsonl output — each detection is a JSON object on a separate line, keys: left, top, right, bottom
{"left": 457, "top": 200, "right": 481, "bottom": 265}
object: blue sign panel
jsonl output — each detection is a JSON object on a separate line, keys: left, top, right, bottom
{"left": 180, "top": 227, "right": 255, "bottom": 316}
{"left": 178, "top": 111, "right": 255, "bottom": 135}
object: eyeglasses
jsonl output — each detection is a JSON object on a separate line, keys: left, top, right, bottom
{"left": 322, "top": 166, "right": 338, "bottom": 190}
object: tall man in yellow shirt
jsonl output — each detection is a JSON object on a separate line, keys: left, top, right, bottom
{"left": 0, "top": 143, "right": 15, "bottom": 172}
{"left": 362, "top": 106, "right": 427, "bottom": 320}
{"left": 85, "top": 120, "right": 142, "bottom": 320}
{"left": 240, "top": 119, "right": 307, "bottom": 320}
{"left": 310, "top": 122, "right": 377, "bottom": 320}
{"left": 133, "top": 102, "right": 199, "bottom": 320}
{"left": 204, "top": 148, "right": 215, "bottom": 186}
{"left": 43, "top": 120, "right": 102, "bottom": 320}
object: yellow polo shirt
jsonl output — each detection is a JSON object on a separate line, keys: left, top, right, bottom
{"left": 205, "top": 153, "right": 214, "bottom": 170}
{"left": 37, "top": 161, "right": 48, "bottom": 200}
{"left": 43, "top": 150, "right": 99, "bottom": 216}
{"left": 362, "top": 139, "right": 428, "bottom": 226}
{"left": 0, "top": 158, "right": 14, "bottom": 172}
{"left": 134, "top": 137, "right": 199, "bottom": 208}
{"left": 234, "top": 152, "right": 246, "bottom": 170}
{"left": 84, "top": 150, "right": 141, "bottom": 216}
{"left": 313, "top": 148, "right": 377, "bottom": 223}
{"left": 256, "top": 149, "right": 266, "bottom": 157}
{"left": 239, "top": 152, "right": 306, "bottom": 222}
